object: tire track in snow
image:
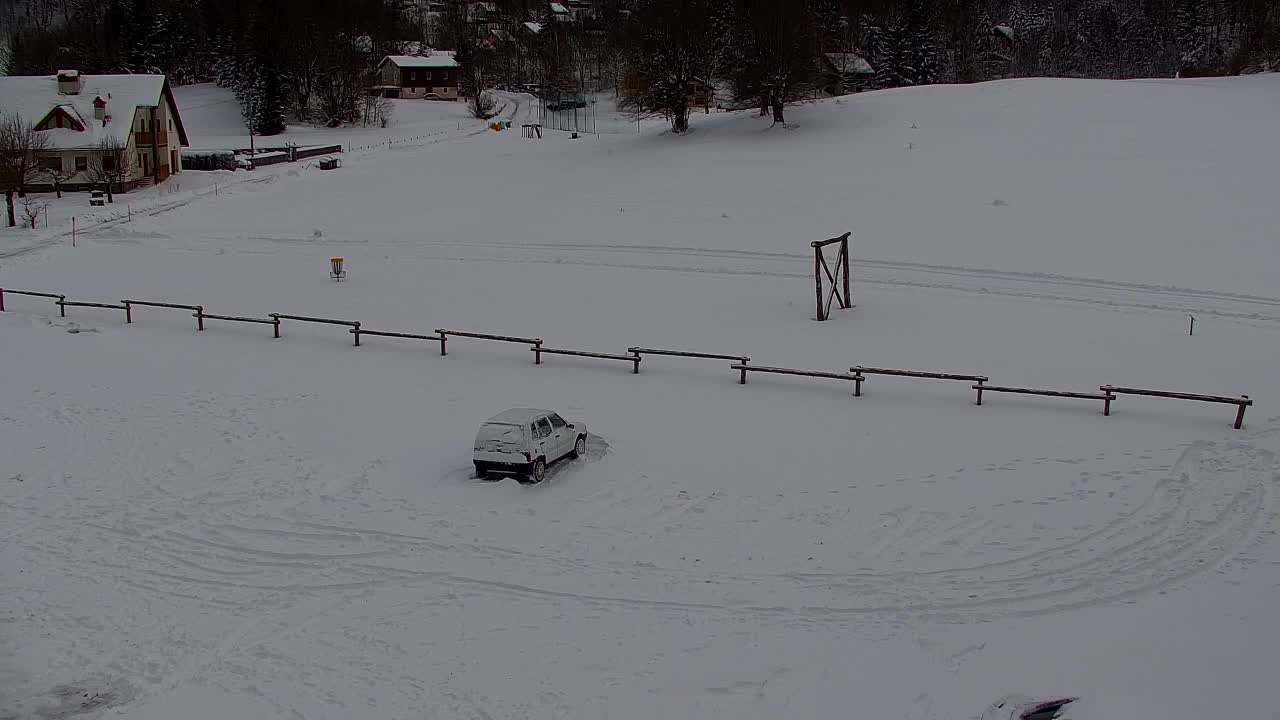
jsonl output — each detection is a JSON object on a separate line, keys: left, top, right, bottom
{"left": 62, "top": 433, "right": 1271, "bottom": 625}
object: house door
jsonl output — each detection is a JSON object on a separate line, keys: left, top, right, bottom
{"left": 141, "top": 154, "right": 149, "bottom": 175}
{"left": 171, "top": 150, "right": 178, "bottom": 172}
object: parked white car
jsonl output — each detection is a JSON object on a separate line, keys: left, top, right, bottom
{"left": 473, "top": 408, "right": 587, "bottom": 483}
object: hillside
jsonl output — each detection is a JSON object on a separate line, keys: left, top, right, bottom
{"left": 2, "top": 75, "right": 1279, "bottom": 720}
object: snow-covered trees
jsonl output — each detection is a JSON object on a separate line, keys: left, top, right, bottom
{"left": 622, "top": 0, "right": 716, "bottom": 133}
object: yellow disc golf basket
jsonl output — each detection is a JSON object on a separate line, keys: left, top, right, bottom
{"left": 330, "top": 257, "right": 346, "bottom": 281}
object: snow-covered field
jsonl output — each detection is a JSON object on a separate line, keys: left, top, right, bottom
{"left": 3, "top": 75, "right": 1279, "bottom": 720}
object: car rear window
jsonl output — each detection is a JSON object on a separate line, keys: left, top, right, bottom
{"left": 475, "top": 423, "right": 525, "bottom": 450}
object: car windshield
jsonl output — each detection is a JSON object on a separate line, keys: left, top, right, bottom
{"left": 475, "top": 423, "right": 525, "bottom": 451}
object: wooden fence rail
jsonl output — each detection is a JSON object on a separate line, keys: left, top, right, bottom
{"left": 851, "top": 366, "right": 988, "bottom": 398}
{"left": 270, "top": 313, "right": 362, "bottom": 346}
{"left": 732, "top": 363, "right": 858, "bottom": 390}
{"left": 627, "top": 347, "right": 749, "bottom": 365}
{"left": 534, "top": 347, "right": 642, "bottom": 373}
{"left": 1101, "top": 385, "right": 1252, "bottom": 429}
{"left": 0, "top": 288, "right": 66, "bottom": 315}
{"left": 123, "top": 300, "right": 205, "bottom": 330}
{"left": 57, "top": 299, "right": 132, "bottom": 323}
{"left": 976, "top": 384, "right": 1114, "bottom": 415}
{"left": 198, "top": 312, "right": 281, "bottom": 337}
{"left": 0, "top": 286, "right": 1257, "bottom": 429}
{"left": 352, "top": 328, "right": 443, "bottom": 345}
{"left": 435, "top": 329, "right": 542, "bottom": 357}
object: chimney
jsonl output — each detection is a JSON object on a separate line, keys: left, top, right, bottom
{"left": 93, "top": 96, "right": 107, "bottom": 121}
{"left": 57, "top": 70, "right": 82, "bottom": 95}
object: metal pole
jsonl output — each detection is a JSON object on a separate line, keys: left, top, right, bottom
{"left": 1188, "top": 315, "right": 1195, "bottom": 336}
{"left": 71, "top": 217, "right": 76, "bottom": 247}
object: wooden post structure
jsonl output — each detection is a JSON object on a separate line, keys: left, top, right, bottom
{"left": 811, "top": 232, "right": 852, "bottom": 321}
{"left": 1189, "top": 315, "right": 1195, "bottom": 336}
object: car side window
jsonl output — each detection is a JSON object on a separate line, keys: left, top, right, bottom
{"left": 549, "top": 414, "right": 567, "bottom": 430}
{"left": 533, "top": 419, "right": 552, "bottom": 439}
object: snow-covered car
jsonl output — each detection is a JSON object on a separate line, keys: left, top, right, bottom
{"left": 473, "top": 408, "right": 587, "bottom": 483}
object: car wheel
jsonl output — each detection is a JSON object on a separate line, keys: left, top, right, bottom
{"left": 474, "top": 463, "right": 490, "bottom": 479}
{"left": 531, "top": 458, "right": 547, "bottom": 483}
{"left": 571, "top": 435, "right": 586, "bottom": 458}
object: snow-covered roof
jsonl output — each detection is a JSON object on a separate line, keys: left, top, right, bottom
{"left": 0, "top": 73, "right": 189, "bottom": 151}
{"left": 824, "top": 53, "right": 874, "bottom": 75}
{"left": 523, "top": 21, "right": 544, "bottom": 34}
{"left": 549, "top": 3, "right": 569, "bottom": 14}
{"left": 485, "top": 408, "right": 552, "bottom": 425}
{"left": 378, "top": 52, "right": 460, "bottom": 69}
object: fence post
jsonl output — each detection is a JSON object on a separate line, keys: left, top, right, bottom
{"left": 841, "top": 234, "right": 851, "bottom": 309}
{"left": 853, "top": 372, "right": 863, "bottom": 397}
{"left": 814, "top": 246, "right": 824, "bottom": 321}
{"left": 196, "top": 305, "right": 205, "bottom": 331}
{"left": 1234, "top": 397, "right": 1249, "bottom": 429}
{"left": 0, "top": 288, "right": 5, "bottom": 312}
{"left": 352, "top": 322, "right": 361, "bottom": 347}
{"left": 1103, "top": 391, "right": 1113, "bottom": 416}
{"left": 272, "top": 317, "right": 281, "bottom": 338}
{"left": 124, "top": 301, "right": 132, "bottom": 324}
{"left": 974, "top": 380, "right": 985, "bottom": 406}
{"left": 58, "top": 295, "right": 66, "bottom": 317}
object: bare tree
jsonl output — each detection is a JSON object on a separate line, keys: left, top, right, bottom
{"left": 0, "top": 111, "right": 51, "bottom": 226}
{"left": 87, "top": 137, "right": 133, "bottom": 203}
{"left": 20, "top": 195, "right": 47, "bottom": 229}
{"left": 41, "top": 163, "right": 74, "bottom": 199}
{"left": 360, "top": 92, "right": 395, "bottom": 128}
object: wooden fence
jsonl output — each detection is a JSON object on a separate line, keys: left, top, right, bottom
{"left": 0, "top": 287, "right": 1255, "bottom": 429}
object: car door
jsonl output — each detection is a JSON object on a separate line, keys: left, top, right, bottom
{"left": 532, "top": 417, "right": 554, "bottom": 461}
{"left": 547, "top": 413, "right": 571, "bottom": 460}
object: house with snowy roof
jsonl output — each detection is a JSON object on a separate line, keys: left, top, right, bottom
{"left": 820, "top": 53, "right": 875, "bottom": 94}
{"left": 548, "top": 3, "right": 571, "bottom": 22}
{"left": 0, "top": 70, "right": 190, "bottom": 193}
{"left": 375, "top": 53, "right": 462, "bottom": 100}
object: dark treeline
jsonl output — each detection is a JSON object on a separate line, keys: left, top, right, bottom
{"left": 4, "top": 0, "right": 1277, "bottom": 135}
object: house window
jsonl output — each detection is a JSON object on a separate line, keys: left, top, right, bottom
{"left": 75, "top": 156, "right": 88, "bottom": 172}
{"left": 169, "top": 119, "right": 173, "bottom": 132}
{"left": 409, "top": 70, "right": 417, "bottom": 81}
{"left": 102, "top": 155, "right": 116, "bottom": 171}
{"left": 37, "top": 156, "right": 62, "bottom": 172}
